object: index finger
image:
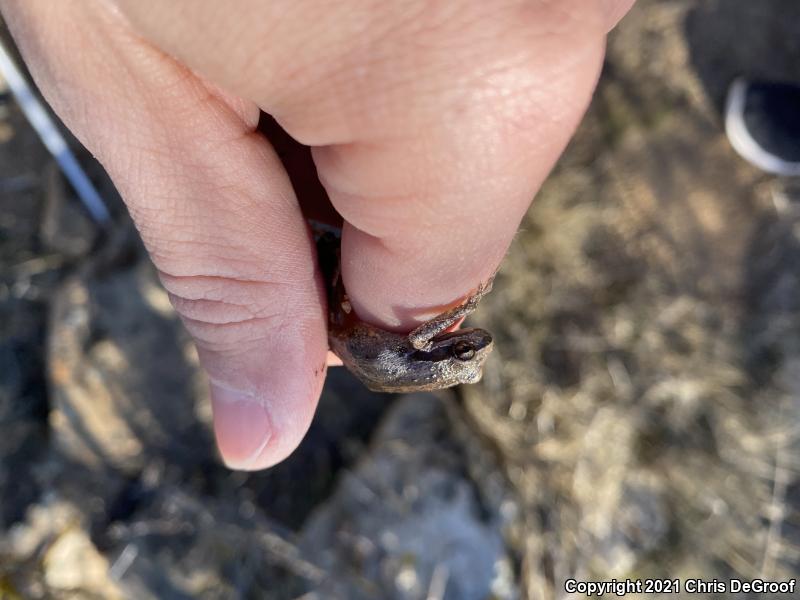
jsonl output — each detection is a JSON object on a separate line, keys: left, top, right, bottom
{"left": 313, "top": 41, "right": 608, "bottom": 330}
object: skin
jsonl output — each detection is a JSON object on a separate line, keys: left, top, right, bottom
{"left": 0, "top": 0, "right": 636, "bottom": 470}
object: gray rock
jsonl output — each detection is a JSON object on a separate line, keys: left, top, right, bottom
{"left": 299, "top": 393, "right": 518, "bottom": 600}
{"left": 1, "top": 494, "right": 124, "bottom": 599}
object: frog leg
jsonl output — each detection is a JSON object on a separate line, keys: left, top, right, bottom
{"left": 408, "top": 276, "right": 494, "bottom": 351}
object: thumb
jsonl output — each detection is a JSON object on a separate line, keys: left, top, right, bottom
{"left": 2, "top": 0, "right": 329, "bottom": 470}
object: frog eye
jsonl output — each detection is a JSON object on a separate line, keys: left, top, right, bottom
{"left": 452, "top": 340, "right": 476, "bottom": 361}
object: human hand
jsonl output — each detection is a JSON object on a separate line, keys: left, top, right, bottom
{"left": 0, "top": 0, "right": 635, "bottom": 470}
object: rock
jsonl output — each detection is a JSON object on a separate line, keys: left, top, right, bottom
{"left": 1, "top": 495, "right": 123, "bottom": 599}
{"left": 299, "top": 393, "right": 518, "bottom": 600}
{"left": 44, "top": 528, "right": 120, "bottom": 595}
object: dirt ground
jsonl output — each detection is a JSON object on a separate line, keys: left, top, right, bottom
{"left": 1, "top": 1, "right": 800, "bottom": 599}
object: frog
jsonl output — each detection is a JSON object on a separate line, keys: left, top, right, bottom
{"left": 314, "top": 224, "right": 494, "bottom": 392}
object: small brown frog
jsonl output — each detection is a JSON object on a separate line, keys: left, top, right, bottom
{"left": 315, "top": 225, "right": 494, "bottom": 392}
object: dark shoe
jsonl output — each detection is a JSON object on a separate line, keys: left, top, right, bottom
{"left": 725, "top": 78, "right": 800, "bottom": 176}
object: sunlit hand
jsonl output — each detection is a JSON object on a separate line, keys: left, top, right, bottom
{"left": 1, "top": 0, "right": 635, "bottom": 469}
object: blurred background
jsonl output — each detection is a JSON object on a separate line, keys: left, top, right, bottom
{"left": 2, "top": 1, "right": 800, "bottom": 598}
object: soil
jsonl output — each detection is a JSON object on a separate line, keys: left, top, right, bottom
{"left": 1, "top": 1, "right": 800, "bottom": 598}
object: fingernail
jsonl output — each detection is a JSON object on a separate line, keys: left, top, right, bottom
{"left": 210, "top": 382, "right": 272, "bottom": 471}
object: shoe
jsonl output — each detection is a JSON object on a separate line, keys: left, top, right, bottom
{"left": 725, "top": 78, "right": 800, "bottom": 176}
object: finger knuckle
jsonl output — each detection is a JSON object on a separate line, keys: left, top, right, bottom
{"left": 157, "top": 270, "right": 293, "bottom": 353}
